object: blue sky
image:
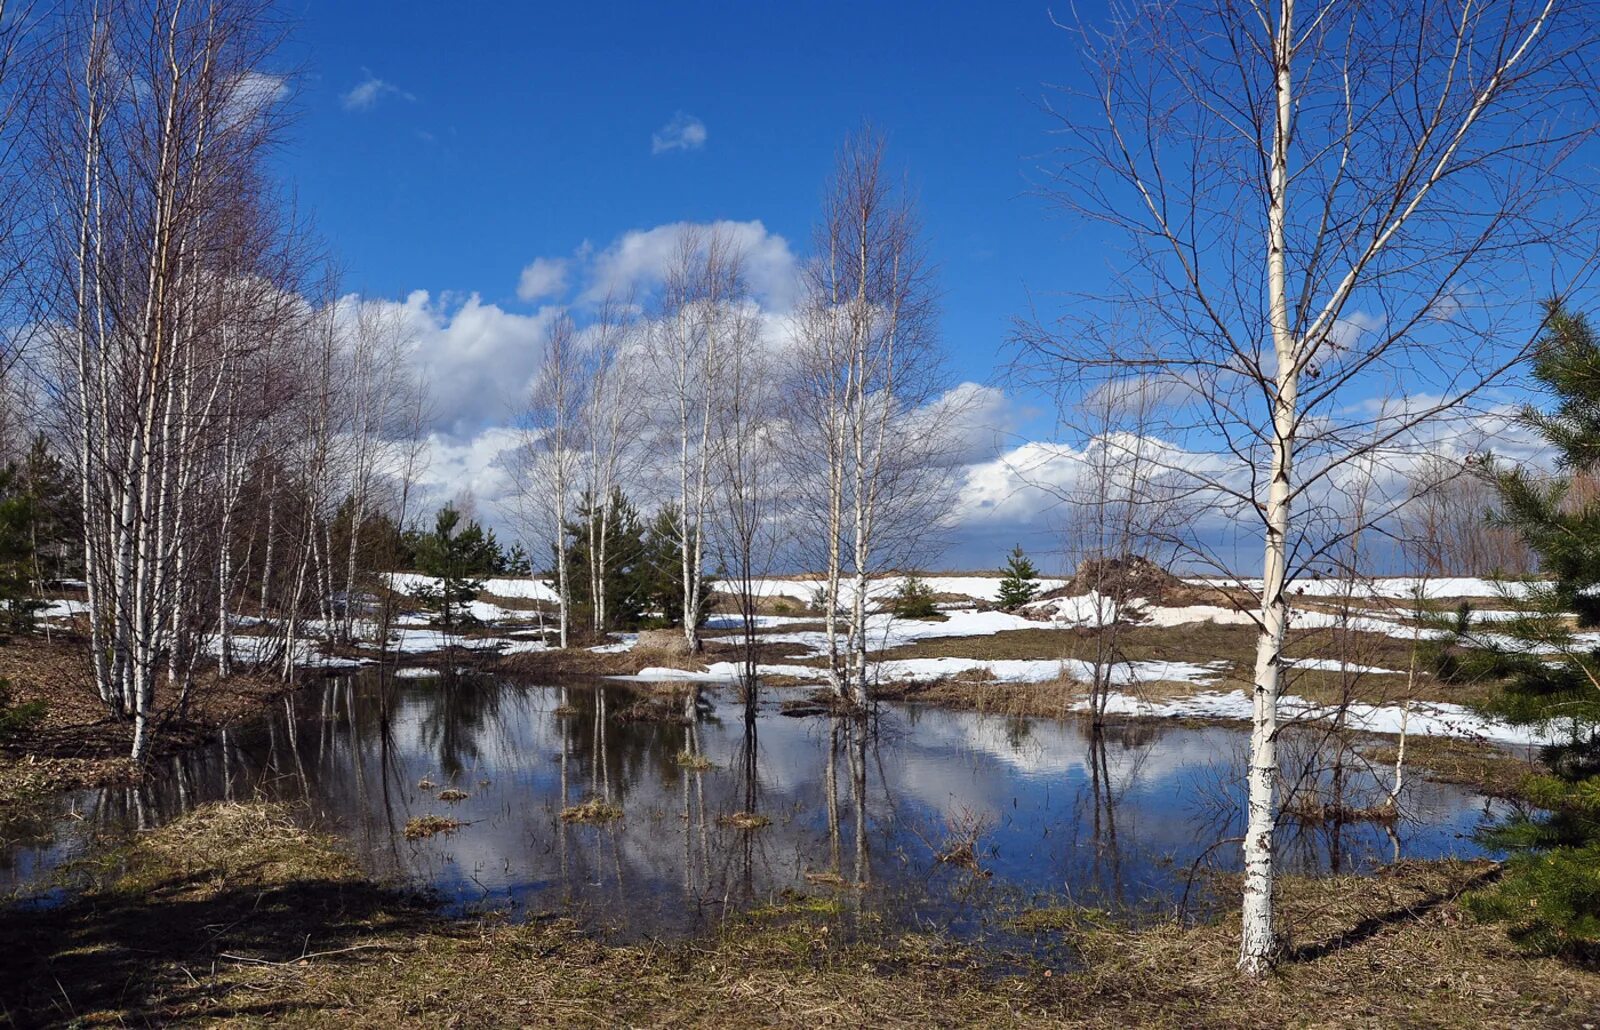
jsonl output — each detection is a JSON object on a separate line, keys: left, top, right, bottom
{"left": 264, "top": 2, "right": 1589, "bottom": 573}
{"left": 277, "top": 0, "right": 1100, "bottom": 423}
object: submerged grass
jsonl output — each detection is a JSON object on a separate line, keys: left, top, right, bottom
{"left": 402, "top": 814, "right": 461, "bottom": 840}
{"left": 1008, "top": 905, "right": 1118, "bottom": 935}
{"left": 5, "top": 804, "right": 1600, "bottom": 1027}
{"left": 676, "top": 750, "right": 715, "bottom": 771}
{"left": 717, "top": 810, "right": 771, "bottom": 829}
{"left": 1282, "top": 796, "right": 1400, "bottom": 826}
{"left": 560, "top": 798, "right": 623, "bottom": 824}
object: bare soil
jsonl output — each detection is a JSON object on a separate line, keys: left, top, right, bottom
{"left": 0, "top": 633, "right": 308, "bottom": 827}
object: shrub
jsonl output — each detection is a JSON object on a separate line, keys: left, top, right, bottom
{"left": 890, "top": 575, "right": 939, "bottom": 619}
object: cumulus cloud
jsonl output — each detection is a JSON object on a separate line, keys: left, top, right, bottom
{"left": 414, "top": 427, "right": 523, "bottom": 522}
{"left": 1328, "top": 310, "right": 1386, "bottom": 350}
{"left": 581, "top": 219, "right": 800, "bottom": 310}
{"left": 933, "top": 398, "right": 1550, "bottom": 573}
{"left": 352, "top": 290, "right": 561, "bottom": 440}
{"left": 516, "top": 257, "right": 569, "bottom": 302}
{"left": 341, "top": 71, "right": 414, "bottom": 112}
{"left": 651, "top": 111, "right": 707, "bottom": 154}
{"left": 921, "top": 383, "right": 1028, "bottom": 465}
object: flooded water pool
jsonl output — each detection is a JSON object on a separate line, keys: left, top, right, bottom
{"left": 1, "top": 669, "right": 1522, "bottom": 946}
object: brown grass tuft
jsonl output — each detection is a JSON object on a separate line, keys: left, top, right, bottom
{"left": 403, "top": 814, "right": 461, "bottom": 840}
{"left": 560, "top": 798, "right": 623, "bottom": 824}
{"left": 717, "top": 811, "right": 771, "bottom": 829}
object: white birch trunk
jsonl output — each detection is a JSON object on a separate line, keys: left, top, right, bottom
{"left": 1239, "top": 0, "right": 1296, "bottom": 976}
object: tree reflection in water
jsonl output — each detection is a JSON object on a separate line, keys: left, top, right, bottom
{"left": 0, "top": 668, "right": 1521, "bottom": 949}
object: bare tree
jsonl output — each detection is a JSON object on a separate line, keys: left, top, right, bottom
{"left": 516, "top": 311, "right": 585, "bottom": 648}
{"left": 711, "top": 301, "right": 784, "bottom": 697}
{"left": 0, "top": 0, "right": 42, "bottom": 398}
{"left": 648, "top": 226, "right": 748, "bottom": 652}
{"left": 1059, "top": 370, "right": 1187, "bottom": 725}
{"left": 1024, "top": 0, "right": 1598, "bottom": 975}
{"left": 43, "top": 0, "right": 295, "bottom": 761}
{"left": 1402, "top": 452, "right": 1536, "bottom": 577}
{"left": 577, "top": 293, "right": 645, "bottom": 635}
{"left": 788, "top": 127, "right": 952, "bottom": 707}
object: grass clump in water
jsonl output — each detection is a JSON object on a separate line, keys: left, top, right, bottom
{"left": 718, "top": 810, "right": 771, "bottom": 829}
{"left": 676, "top": 750, "right": 715, "bottom": 771}
{"left": 404, "top": 814, "right": 462, "bottom": 839}
{"left": 437, "top": 788, "right": 470, "bottom": 802}
{"left": 111, "top": 801, "right": 357, "bottom": 895}
{"left": 561, "top": 798, "right": 623, "bottom": 824}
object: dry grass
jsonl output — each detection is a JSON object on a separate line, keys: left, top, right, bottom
{"left": 873, "top": 617, "right": 1498, "bottom": 711}
{"left": 436, "top": 788, "right": 469, "bottom": 802}
{"left": 560, "top": 798, "right": 623, "bottom": 824}
{"left": 1361, "top": 737, "right": 1544, "bottom": 802}
{"left": 677, "top": 750, "right": 715, "bottom": 771}
{"left": 119, "top": 802, "right": 359, "bottom": 892}
{"left": 872, "top": 677, "right": 1091, "bottom": 720}
{"left": 717, "top": 811, "right": 771, "bottom": 829}
{"left": 5, "top": 804, "right": 1600, "bottom": 1027}
{"left": 402, "top": 815, "right": 461, "bottom": 840}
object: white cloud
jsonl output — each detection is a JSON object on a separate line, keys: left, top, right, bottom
{"left": 921, "top": 383, "right": 1024, "bottom": 465}
{"left": 225, "top": 71, "right": 287, "bottom": 126}
{"left": 415, "top": 427, "right": 522, "bottom": 522}
{"left": 651, "top": 111, "right": 707, "bottom": 154}
{"left": 341, "top": 71, "right": 414, "bottom": 112}
{"left": 516, "top": 257, "right": 569, "bottom": 302}
{"left": 581, "top": 219, "right": 800, "bottom": 310}
{"left": 350, "top": 290, "right": 562, "bottom": 439}
{"left": 1329, "top": 310, "right": 1385, "bottom": 349}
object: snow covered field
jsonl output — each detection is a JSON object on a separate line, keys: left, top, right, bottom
{"left": 29, "top": 571, "right": 1554, "bottom": 744}
{"left": 1186, "top": 575, "right": 1539, "bottom": 601}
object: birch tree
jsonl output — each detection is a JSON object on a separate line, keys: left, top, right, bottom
{"left": 44, "top": 0, "right": 293, "bottom": 761}
{"left": 577, "top": 294, "right": 645, "bottom": 635}
{"left": 711, "top": 299, "right": 783, "bottom": 696}
{"left": 648, "top": 227, "right": 747, "bottom": 652}
{"left": 1025, "top": 0, "right": 1598, "bottom": 975}
{"left": 789, "top": 128, "right": 952, "bottom": 707}
{"left": 517, "top": 311, "right": 585, "bottom": 648}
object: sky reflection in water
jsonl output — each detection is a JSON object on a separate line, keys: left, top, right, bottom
{"left": 2, "top": 670, "right": 1518, "bottom": 944}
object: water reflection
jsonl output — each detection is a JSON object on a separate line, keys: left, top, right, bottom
{"left": 2, "top": 668, "right": 1519, "bottom": 944}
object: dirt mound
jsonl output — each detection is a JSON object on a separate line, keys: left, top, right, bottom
{"left": 1053, "top": 555, "right": 1189, "bottom": 603}
{"left": 635, "top": 629, "right": 693, "bottom": 655}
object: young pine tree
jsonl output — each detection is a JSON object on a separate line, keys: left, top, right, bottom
{"left": 549, "top": 491, "right": 649, "bottom": 631}
{"left": 0, "top": 463, "right": 43, "bottom": 635}
{"left": 890, "top": 574, "right": 940, "bottom": 619}
{"left": 641, "top": 504, "right": 714, "bottom": 630}
{"left": 1441, "top": 304, "right": 1600, "bottom": 955}
{"left": 411, "top": 505, "right": 499, "bottom": 631}
{"left": 997, "top": 545, "right": 1041, "bottom": 610}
